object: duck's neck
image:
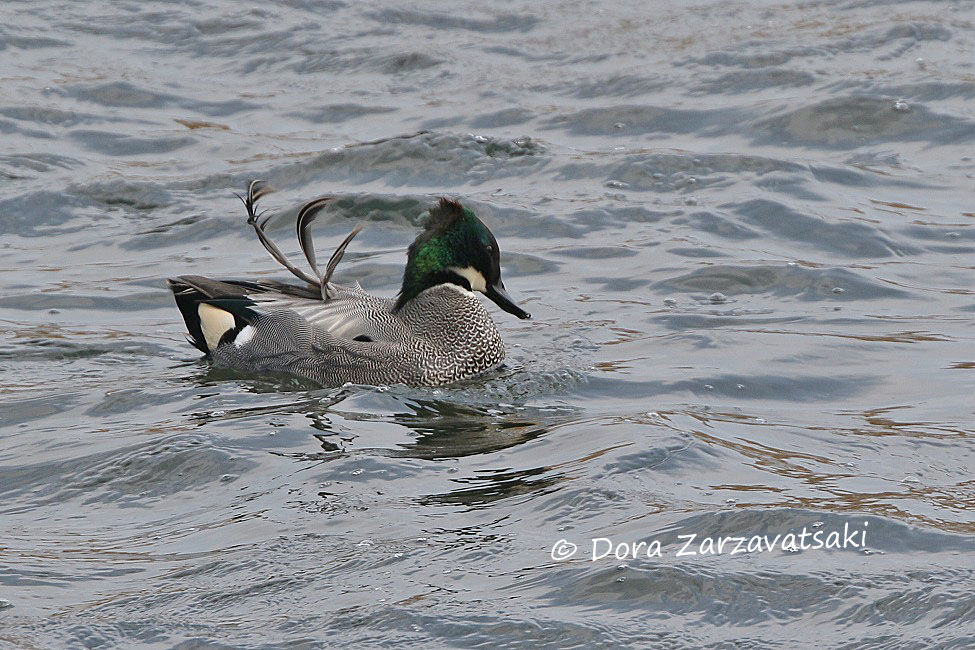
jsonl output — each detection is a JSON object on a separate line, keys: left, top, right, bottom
{"left": 394, "top": 269, "right": 472, "bottom": 311}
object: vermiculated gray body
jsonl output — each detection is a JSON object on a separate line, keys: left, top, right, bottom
{"left": 211, "top": 282, "right": 506, "bottom": 386}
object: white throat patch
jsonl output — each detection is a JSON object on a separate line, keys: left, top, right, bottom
{"left": 448, "top": 265, "right": 487, "bottom": 292}
{"left": 443, "top": 282, "right": 476, "bottom": 298}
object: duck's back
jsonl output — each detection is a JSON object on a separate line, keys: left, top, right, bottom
{"left": 254, "top": 283, "right": 396, "bottom": 342}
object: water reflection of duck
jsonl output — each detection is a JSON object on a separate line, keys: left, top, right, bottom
{"left": 170, "top": 181, "right": 530, "bottom": 387}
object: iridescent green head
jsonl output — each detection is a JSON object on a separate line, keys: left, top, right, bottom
{"left": 394, "top": 198, "right": 530, "bottom": 319}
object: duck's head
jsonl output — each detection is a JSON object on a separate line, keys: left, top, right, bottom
{"left": 395, "top": 198, "right": 531, "bottom": 320}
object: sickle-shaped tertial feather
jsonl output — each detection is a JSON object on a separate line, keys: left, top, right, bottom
{"left": 236, "top": 180, "right": 362, "bottom": 301}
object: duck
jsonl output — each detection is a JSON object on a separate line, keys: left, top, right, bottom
{"left": 169, "top": 181, "right": 531, "bottom": 387}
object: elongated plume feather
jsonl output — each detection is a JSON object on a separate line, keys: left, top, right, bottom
{"left": 319, "top": 224, "right": 363, "bottom": 300}
{"left": 295, "top": 197, "right": 334, "bottom": 282}
{"left": 235, "top": 180, "right": 319, "bottom": 286}
{"left": 233, "top": 181, "right": 362, "bottom": 302}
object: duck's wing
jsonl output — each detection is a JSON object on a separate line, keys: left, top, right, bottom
{"left": 169, "top": 274, "right": 398, "bottom": 353}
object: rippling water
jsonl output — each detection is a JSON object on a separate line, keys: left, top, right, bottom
{"left": 2, "top": 0, "right": 975, "bottom": 647}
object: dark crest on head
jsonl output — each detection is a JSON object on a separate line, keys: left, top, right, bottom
{"left": 424, "top": 197, "right": 466, "bottom": 235}
{"left": 404, "top": 197, "right": 470, "bottom": 259}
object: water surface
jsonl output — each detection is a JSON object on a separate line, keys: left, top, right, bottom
{"left": 2, "top": 0, "right": 974, "bottom": 647}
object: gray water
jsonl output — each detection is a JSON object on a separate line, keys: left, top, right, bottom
{"left": 2, "top": 0, "right": 975, "bottom": 647}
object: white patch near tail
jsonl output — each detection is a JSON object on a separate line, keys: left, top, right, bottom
{"left": 198, "top": 303, "right": 236, "bottom": 351}
{"left": 234, "top": 325, "right": 255, "bottom": 348}
{"left": 449, "top": 265, "right": 487, "bottom": 292}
